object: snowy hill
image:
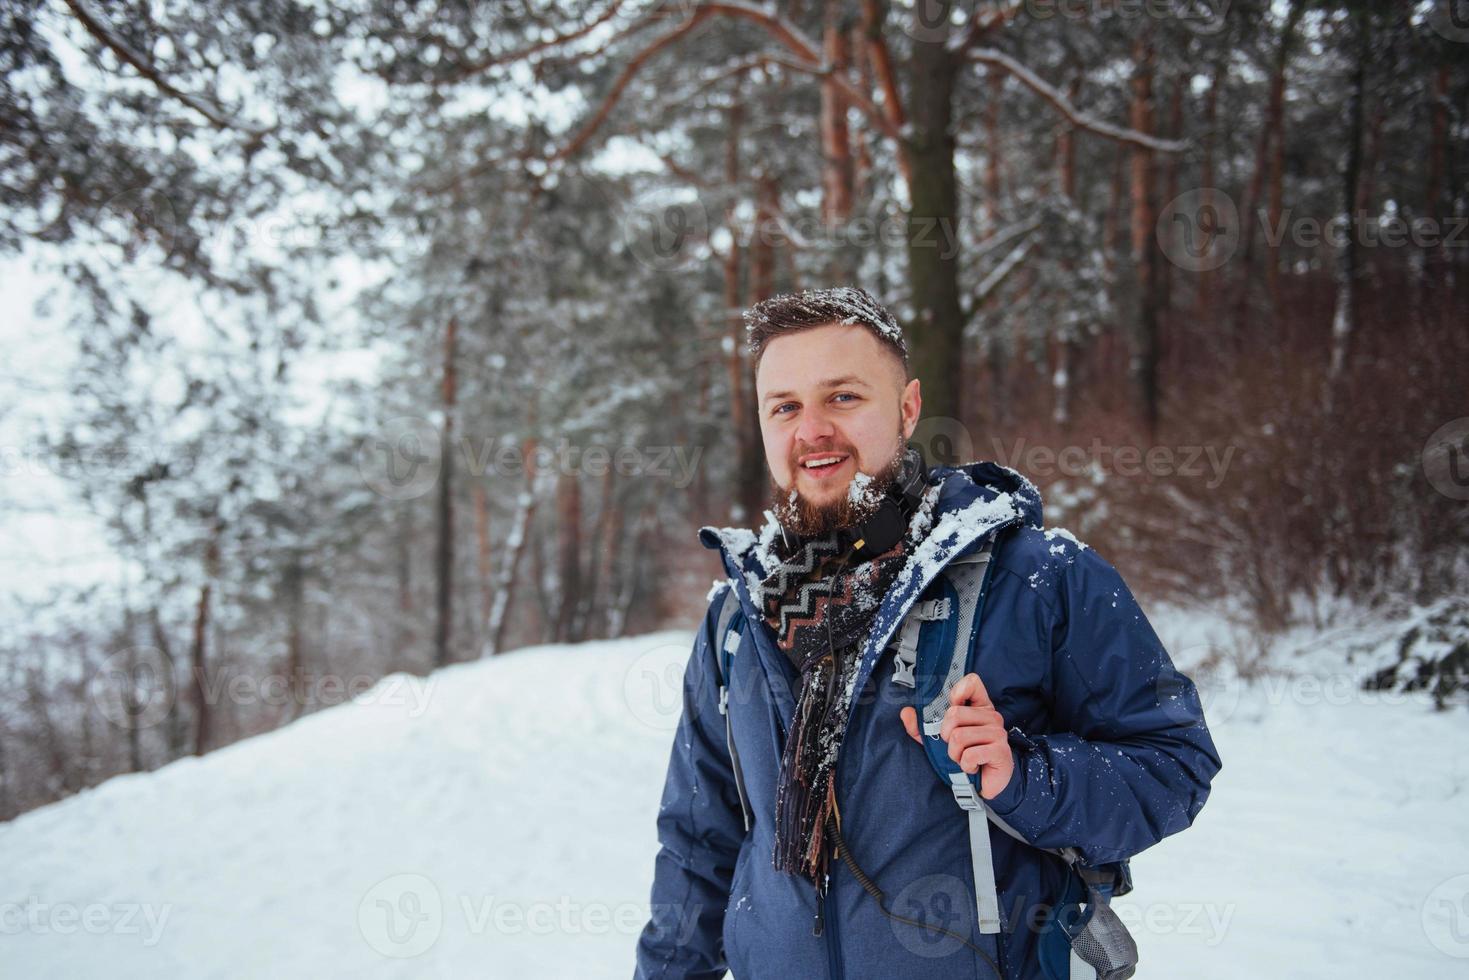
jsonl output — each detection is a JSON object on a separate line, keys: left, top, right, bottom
{"left": 3, "top": 619, "right": 1467, "bottom": 978}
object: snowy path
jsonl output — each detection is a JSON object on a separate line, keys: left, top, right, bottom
{"left": 2, "top": 625, "right": 1466, "bottom": 978}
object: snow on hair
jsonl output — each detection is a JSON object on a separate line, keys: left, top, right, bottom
{"left": 742, "top": 286, "right": 909, "bottom": 372}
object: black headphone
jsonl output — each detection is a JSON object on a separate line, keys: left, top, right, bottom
{"left": 839, "top": 443, "right": 931, "bottom": 562}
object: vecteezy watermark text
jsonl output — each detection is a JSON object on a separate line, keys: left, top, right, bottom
{"left": 357, "top": 418, "right": 706, "bottom": 501}
{"left": 989, "top": 436, "right": 1237, "bottom": 489}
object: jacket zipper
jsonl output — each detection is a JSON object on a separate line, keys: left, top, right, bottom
{"left": 818, "top": 735, "right": 847, "bottom": 977}
{"left": 822, "top": 870, "right": 843, "bottom": 979}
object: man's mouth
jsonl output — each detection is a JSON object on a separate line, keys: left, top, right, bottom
{"left": 799, "top": 453, "right": 850, "bottom": 478}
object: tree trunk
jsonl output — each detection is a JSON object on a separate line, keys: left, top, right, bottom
{"left": 434, "top": 315, "right": 458, "bottom": 668}
{"left": 741, "top": 170, "right": 781, "bottom": 518}
{"left": 485, "top": 434, "right": 541, "bottom": 657}
{"left": 1326, "top": 5, "right": 1370, "bottom": 403}
{"left": 578, "top": 466, "right": 617, "bottom": 639}
{"left": 189, "top": 529, "right": 220, "bottom": 755}
{"left": 554, "top": 469, "right": 582, "bottom": 643}
{"left": 1197, "top": 49, "right": 1225, "bottom": 330}
{"left": 1233, "top": 0, "right": 1303, "bottom": 343}
{"left": 722, "top": 101, "right": 759, "bottom": 527}
{"left": 284, "top": 551, "right": 306, "bottom": 721}
{"left": 1053, "top": 69, "right": 1080, "bottom": 428}
{"left": 394, "top": 503, "right": 416, "bottom": 672}
{"left": 819, "top": 0, "right": 854, "bottom": 226}
{"left": 473, "top": 481, "right": 493, "bottom": 646}
{"left": 1128, "top": 34, "right": 1161, "bottom": 437}
{"left": 903, "top": 29, "right": 964, "bottom": 422}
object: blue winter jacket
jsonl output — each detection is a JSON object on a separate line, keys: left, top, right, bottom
{"left": 633, "top": 461, "right": 1222, "bottom": 979}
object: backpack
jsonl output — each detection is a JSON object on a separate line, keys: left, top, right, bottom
{"left": 711, "top": 532, "right": 1140, "bottom": 980}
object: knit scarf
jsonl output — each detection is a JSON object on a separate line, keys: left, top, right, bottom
{"left": 751, "top": 461, "right": 937, "bottom": 891}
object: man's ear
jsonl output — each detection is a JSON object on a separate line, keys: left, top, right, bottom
{"left": 901, "top": 377, "right": 921, "bottom": 440}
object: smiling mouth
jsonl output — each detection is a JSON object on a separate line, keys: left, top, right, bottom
{"left": 800, "top": 453, "right": 850, "bottom": 472}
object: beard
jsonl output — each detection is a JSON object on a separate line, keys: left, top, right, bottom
{"left": 768, "top": 434, "right": 907, "bottom": 539}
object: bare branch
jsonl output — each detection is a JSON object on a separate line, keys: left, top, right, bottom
{"left": 549, "top": 1, "right": 901, "bottom": 167}
{"left": 433, "top": 0, "right": 634, "bottom": 87}
{"left": 859, "top": 0, "right": 910, "bottom": 189}
{"left": 968, "top": 47, "right": 1188, "bottom": 153}
{"left": 654, "top": 52, "right": 802, "bottom": 117}
{"left": 656, "top": 151, "right": 714, "bottom": 189}
{"left": 548, "top": 7, "right": 717, "bottom": 165}
{"left": 62, "top": 0, "right": 274, "bottom": 136}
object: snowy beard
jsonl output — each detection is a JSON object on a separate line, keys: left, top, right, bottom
{"left": 768, "top": 431, "right": 907, "bottom": 539}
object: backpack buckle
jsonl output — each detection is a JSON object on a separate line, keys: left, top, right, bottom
{"left": 889, "top": 597, "right": 951, "bottom": 689}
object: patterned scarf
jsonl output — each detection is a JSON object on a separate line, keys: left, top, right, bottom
{"left": 752, "top": 457, "right": 938, "bottom": 890}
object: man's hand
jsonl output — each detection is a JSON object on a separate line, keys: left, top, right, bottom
{"left": 899, "top": 673, "right": 1016, "bottom": 800}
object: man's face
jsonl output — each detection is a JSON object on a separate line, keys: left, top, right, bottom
{"left": 755, "top": 323, "right": 921, "bottom": 533}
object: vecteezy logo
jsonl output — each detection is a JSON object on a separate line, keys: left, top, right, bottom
{"left": 621, "top": 643, "right": 690, "bottom": 733}
{"left": 1155, "top": 654, "right": 1240, "bottom": 727}
{"left": 356, "top": 416, "right": 443, "bottom": 501}
{"left": 1423, "top": 873, "right": 1469, "bottom": 958}
{"left": 889, "top": 873, "right": 974, "bottom": 957}
{"left": 906, "top": 0, "right": 960, "bottom": 42}
{"left": 88, "top": 647, "right": 176, "bottom": 731}
{"left": 357, "top": 873, "right": 443, "bottom": 958}
{"left": 1176, "top": 0, "right": 1232, "bottom": 36}
{"left": 1422, "top": 418, "right": 1469, "bottom": 501}
{"left": 1428, "top": 0, "right": 1469, "bottom": 44}
{"left": 1157, "top": 188, "right": 1240, "bottom": 273}
{"left": 910, "top": 416, "right": 975, "bottom": 470}
{"left": 93, "top": 188, "right": 179, "bottom": 263}
{"left": 621, "top": 188, "right": 709, "bottom": 273}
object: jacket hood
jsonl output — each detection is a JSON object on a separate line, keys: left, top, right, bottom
{"left": 697, "top": 458, "right": 1044, "bottom": 582}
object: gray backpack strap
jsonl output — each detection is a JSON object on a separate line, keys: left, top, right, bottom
{"left": 713, "top": 581, "right": 742, "bottom": 652}
{"left": 712, "top": 585, "right": 752, "bottom": 833}
{"left": 928, "top": 539, "right": 1005, "bottom": 933}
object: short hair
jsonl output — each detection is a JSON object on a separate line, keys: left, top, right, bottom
{"left": 743, "top": 286, "right": 910, "bottom": 380}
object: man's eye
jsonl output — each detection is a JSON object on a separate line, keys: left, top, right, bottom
{"left": 833, "top": 392, "right": 859, "bottom": 403}
{"left": 772, "top": 403, "right": 796, "bottom": 416}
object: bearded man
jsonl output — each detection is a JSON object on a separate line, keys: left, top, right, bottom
{"left": 634, "top": 286, "right": 1221, "bottom": 980}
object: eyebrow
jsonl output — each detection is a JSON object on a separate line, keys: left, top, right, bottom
{"left": 761, "top": 375, "right": 871, "bottom": 404}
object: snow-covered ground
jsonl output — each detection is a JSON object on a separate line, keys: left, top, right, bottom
{"left": 3, "top": 611, "right": 1468, "bottom": 978}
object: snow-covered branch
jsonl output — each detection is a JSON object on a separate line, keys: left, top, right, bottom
{"left": 965, "top": 239, "right": 1031, "bottom": 317}
{"left": 968, "top": 47, "right": 1189, "bottom": 153}
{"left": 433, "top": 0, "right": 635, "bottom": 86}
{"left": 62, "top": 0, "right": 274, "bottom": 136}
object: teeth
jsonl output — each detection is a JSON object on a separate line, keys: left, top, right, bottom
{"left": 803, "top": 456, "right": 845, "bottom": 469}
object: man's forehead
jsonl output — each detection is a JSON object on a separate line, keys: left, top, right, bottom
{"left": 756, "top": 323, "right": 895, "bottom": 394}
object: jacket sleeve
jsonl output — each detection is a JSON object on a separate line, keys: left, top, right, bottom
{"left": 633, "top": 589, "right": 749, "bottom": 979}
{"left": 983, "top": 545, "right": 1223, "bottom": 866}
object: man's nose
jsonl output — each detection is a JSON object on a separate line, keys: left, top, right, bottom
{"left": 794, "top": 403, "right": 837, "bottom": 446}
